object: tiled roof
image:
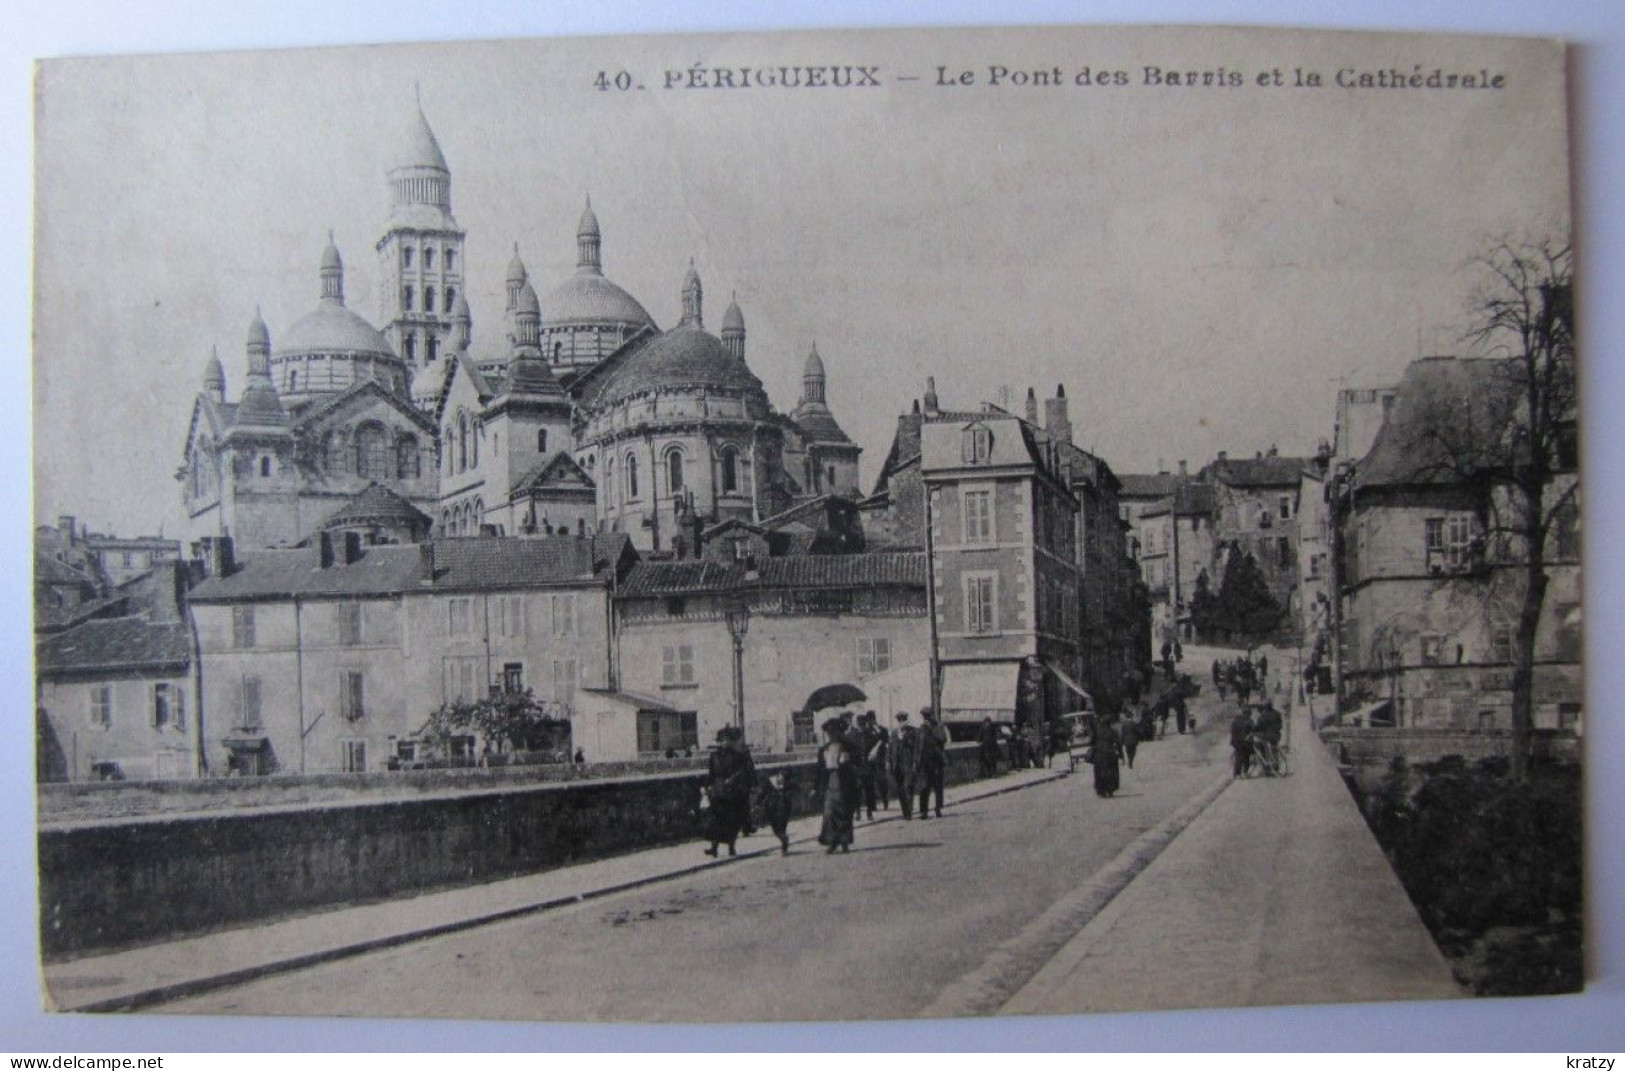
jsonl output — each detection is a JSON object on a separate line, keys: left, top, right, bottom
{"left": 1356, "top": 357, "right": 1520, "bottom": 489}
{"left": 36, "top": 553, "right": 98, "bottom": 588}
{"left": 1204, "top": 454, "right": 1312, "bottom": 488}
{"left": 323, "top": 482, "right": 432, "bottom": 530}
{"left": 191, "top": 536, "right": 613, "bottom": 601}
{"left": 758, "top": 494, "right": 852, "bottom": 531}
{"left": 618, "top": 560, "right": 746, "bottom": 598}
{"left": 755, "top": 552, "right": 924, "bottom": 589}
{"left": 37, "top": 617, "right": 191, "bottom": 676}
{"left": 35, "top": 596, "right": 125, "bottom": 634}
{"left": 1118, "top": 472, "right": 1183, "bottom": 498}
{"left": 791, "top": 404, "right": 854, "bottom": 445}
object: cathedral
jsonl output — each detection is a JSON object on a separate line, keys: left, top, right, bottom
{"left": 181, "top": 98, "right": 860, "bottom": 555}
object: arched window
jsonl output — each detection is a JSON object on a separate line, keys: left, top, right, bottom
{"left": 425, "top": 287, "right": 437, "bottom": 314}
{"left": 665, "top": 448, "right": 684, "bottom": 494}
{"left": 472, "top": 498, "right": 484, "bottom": 535}
{"left": 444, "top": 249, "right": 456, "bottom": 271}
{"left": 720, "top": 447, "right": 739, "bottom": 494}
{"left": 402, "top": 246, "right": 414, "bottom": 269}
{"left": 553, "top": 341, "right": 563, "bottom": 363}
{"left": 325, "top": 431, "right": 350, "bottom": 475}
{"left": 424, "top": 248, "right": 435, "bottom": 271}
{"left": 355, "top": 424, "right": 389, "bottom": 479}
{"left": 537, "top": 429, "right": 548, "bottom": 454}
{"left": 426, "top": 334, "right": 439, "bottom": 363}
{"left": 259, "top": 455, "right": 272, "bottom": 478}
{"left": 404, "top": 333, "right": 417, "bottom": 363}
{"left": 471, "top": 420, "right": 480, "bottom": 467}
{"left": 397, "top": 435, "right": 421, "bottom": 479}
{"left": 626, "top": 454, "right": 639, "bottom": 500}
{"left": 458, "top": 412, "right": 469, "bottom": 473}
{"left": 444, "top": 286, "right": 456, "bottom": 313}
{"left": 604, "top": 457, "right": 615, "bottom": 506}
{"left": 288, "top": 370, "right": 299, "bottom": 392}
{"left": 403, "top": 286, "right": 414, "bottom": 312}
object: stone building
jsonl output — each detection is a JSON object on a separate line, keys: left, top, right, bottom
{"left": 1202, "top": 449, "right": 1312, "bottom": 631}
{"left": 1335, "top": 356, "right": 1581, "bottom": 731}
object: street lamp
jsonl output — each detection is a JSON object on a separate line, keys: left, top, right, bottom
{"left": 726, "top": 596, "right": 750, "bottom": 735}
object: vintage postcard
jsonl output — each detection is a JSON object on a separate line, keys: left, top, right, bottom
{"left": 32, "top": 23, "right": 1578, "bottom": 1022}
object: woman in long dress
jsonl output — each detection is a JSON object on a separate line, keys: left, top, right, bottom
{"left": 814, "top": 717, "right": 859, "bottom": 853}
{"left": 703, "top": 726, "right": 757, "bottom": 857}
{"left": 1091, "top": 716, "right": 1124, "bottom": 798}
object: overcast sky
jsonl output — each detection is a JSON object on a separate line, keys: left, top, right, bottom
{"left": 32, "top": 24, "right": 1569, "bottom": 538}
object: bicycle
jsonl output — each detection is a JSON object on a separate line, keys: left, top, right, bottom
{"left": 1245, "top": 737, "right": 1292, "bottom": 778}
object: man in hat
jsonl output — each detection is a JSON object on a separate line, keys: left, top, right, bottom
{"left": 861, "top": 711, "right": 891, "bottom": 815}
{"left": 892, "top": 712, "right": 921, "bottom": 819}
{"left": 917, "top": 706, "right": 948, "bottom": 819}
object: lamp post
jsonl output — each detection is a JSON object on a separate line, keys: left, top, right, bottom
{"left": 726, "top": 597, "right": 750, "bottom": 735}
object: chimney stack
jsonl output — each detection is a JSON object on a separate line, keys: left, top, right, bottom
{"left": 1044, "top": 385, "right": 1071, "bottom": 445}
{"left": 1024, "top": 387, "right": 1039, "bottom": 425}
{"left": 57, "top": 515, "right": 76, "bottom": 541}
{"left": 209, "top": 535, "right": 236, "bottom": 579}
{"left": 923, "top": 377, "right": 939, "bottom": 416}
{"left": 1217, "top": 450, "right": 1228, "bottom": 463}
{"left": 1178, "top": 459, "right": 1188, "bottom": 477}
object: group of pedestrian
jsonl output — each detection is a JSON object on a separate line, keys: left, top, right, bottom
{"left": 1227, "top": 696, "right": 1285, "bottom": 778}
{"left": 1212, "top": 653, "right": 1269, "bottom": 705}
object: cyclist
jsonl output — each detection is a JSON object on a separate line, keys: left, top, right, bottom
{"left": 1254, "top": 699, "right": 1284, "bottom": 776}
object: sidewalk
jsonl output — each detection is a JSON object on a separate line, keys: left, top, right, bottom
{"left": 1002, "top": 687, "right": 1462, "bottom": 1015}
{"left": 44, "top": 764, "right": 1066, "bottom": 1013}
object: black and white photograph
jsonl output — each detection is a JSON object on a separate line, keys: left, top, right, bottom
{"left": 21, "top": 13, "right": 1599, "bottom": 1042}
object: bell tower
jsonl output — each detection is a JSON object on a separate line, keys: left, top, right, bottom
{"left": 377, "top": 90, "right": 465, "bottom": 399}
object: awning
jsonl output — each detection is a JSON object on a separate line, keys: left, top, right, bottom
{"left": 940, "top": 662, "right": 1019, "bottom": 721}
{"left": 1044, "top": 660, "right": 1093, "bottom": 706}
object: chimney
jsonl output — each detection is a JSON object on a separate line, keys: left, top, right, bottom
{"left": 209, "top": 535, "right": 236, "bottom": 579}
{"left": 1044, "top": 385, "right": 1071, "bottom": 445}
{"left": 1178, "top": 459, "right": 1188, "bottom": 477}
{"left": 923, "top": 377, "right": 939, "bottom": 416}
{"left": 57, "top": 515, "right": 76, "bottom": 541}
{"left": 1217, "top": 450, "right": 1228, "bottom": 463}
{"left": 418, "top": 542, "right": 436, "bottom": 583}
{"left": 343, "top": 531, "right": 364, "bottom": 564}
{"left": 1268, "top": 444, "right": 1279, "bottom": 458}
{"left": 1024, "top": 387, "right": 1039, "bottom": 424}
{"left": 317, "top": 531, "right": 336, "bottom": 569}
{"left": 1157, "top": 458, "right": 1167, "bottom": 475}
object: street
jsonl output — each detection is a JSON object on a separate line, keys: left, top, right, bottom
{"left": 159, "top": 698, "right": 1231, "bottom": 1022}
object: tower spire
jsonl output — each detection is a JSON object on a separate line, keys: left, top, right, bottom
{"left": 577, "top": 195, "right": 601, "bottom": 273}
{"left": 680, "top": 258, "right": 703, "bottom": 328}
{"left": 320, "top": 230, "right": 344, "bottom": 304}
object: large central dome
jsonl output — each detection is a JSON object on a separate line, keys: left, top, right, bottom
{"left": 592, "top": 325, "right": 764, "bottom": 409}
{"left": 278, "top": 301, "right": 396, "bottom": 358}
{"left": 542, "top": 271, "right": 656, "bottom": 330}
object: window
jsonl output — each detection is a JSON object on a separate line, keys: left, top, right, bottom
{"left": 1425, "top": 515, "right": 1474, "bottom": 571}
{"left": 259, "top": 456, "right": 273, "bottom": 478}
{"left": 426, "top": 334, "right": 439, "bottom": 363}
{"left": 666, "top": 596, "right": 687, "bottom": 617}
{"left": 424, "top": 248, "right": 435, "bottom": 271}
{"left": 444, "top": 249, "right": 456, "bottom": 271}
{"left": 121, "top": 551, "right": 134, "bottom": 568}
{"left": 1490, "top": 628, "right": 1515, "bottom": 664}
{"left": 403, "top": 286, "right": 414, "bottom": 311}
{"left": 857, "top": 636, "right": 892, "bottom": 676}
{"left": 963, "top": 489, "right": 994, "bottom": 544}
{"left": 496, "top": 595, "right": 527, "bottom": 639}
{"left": 720, "top": 448, "right": 739, "bottom": 494}
{"left": 1553, "top": 602, "right": 1581, "bottom": 662}
{"left": 89, "top": 685, "right": 112, "bottom": 728}
{"left": 404, "top": 333, "right": 417, "bottom": 363}
{"left": 1557, "top": 702, "right": 1581, "bottom": 731}
{"left": 501, "top": 662, "right": 524, "bottom": 694}
{"left": 1276, "top": 537, "right": 1291, "bottom": 568}
{"left": 965, "top": 574, "right": 998, "bottom": 633}
{"left": 1420, "top": 635, "right": 1444, "bottom": 666}
{"left": 458, "top": 413, "right": 469, "bottom": 472}
{"left": 962, "top": 423, "right": 992, "bottom": 464}
{"left": 425, "top": 287, "right": 436, "bottom": 314}
{"left": 537, "top": 429, "right": 548, "bottom": 454}
{"left": 444, "top": 286, "right": 456, "bottom": 313}
{"left": 341, "top": 740, "right": 366, "bottom": 774}
{"left": 402, "top": 246, "right": 413, "bottom": 269}
{"left": 237, "top": 676, "right": 262, "bottom": 732}
{"left": 552, "top": 659, "right": 577, "bottom": 705}
{"left": 232, "top": 605, "right": 256, "bottom": 648}
{"left": 626, "top": 454, "right": 639, "bottom": 499}
{"left": 337, "top": 602, "right": 362, "bottom": 645}
{"left": 1279, "top": 495, "right": 1292, "bottom": 521}
{"left": 397, "top": 436, "right": 421, "bottom": 479}
{"left": 339, "top": 670, "right": 366, "bottom": 722}
{"left": 637, "top": 710, "right": 699, "bottom": 755}
{"left": 355, "top": 424, "right": 389, "bottom": 479}
{"left": 662, "top": 645, "right": 695, "bottom": 686}
{"left": 551, "top": 594, "right": 576, "bottom": 637}
{"left": 443, "top": 657, "right": 480, "bottom": 703}
{"left": 666, "top": 448, "right": 684, "bottom": 493}
{"left": 447, "top": 597, "right": 473, "bottom": 637}
{"left": 1553, "top": 501, "right": 1580, "bottom": 560}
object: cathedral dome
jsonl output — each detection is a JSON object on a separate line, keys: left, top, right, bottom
{"left": 593, "top": 324, "right": 764, "bottom": 408}
{"left": 277, "top": 301, "right": 397, "bottom": 360}
{"left": 542, "top": 272, "right": 656, "bottom": 330}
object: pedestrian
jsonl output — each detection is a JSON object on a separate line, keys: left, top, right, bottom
{"left": 864, "top": 712, "right": 892, "bottom": 812}
{"left": 1259, "top": 653, "right": 1269, "bottom": 681}
{"left": 977, "top": 716, "right": 1000, "bottom": 778}
{"left": 892, "top": 712, "right": 921, "bottom": 819}
{"left": 917, "top": 707, "right": 948, "bottom": 819}
{"left": 1121, "top": 714, "right": 1139, "bottom": 770}
{"left": 1174, "top": 690, "right": 1189, "bottom": 735}
{"left": 1229, "top": 703, "right": 1255, "bottom": 779}
{"left": 573, "top": 747, "right": 586, "bottom": 765}
{"left": 814, "top": 717, "right": 858, "bottom": 854}
{"left": 702, "top": 726, "right": 757, "bottom": 858}
{"left": 1090, "top": 716, "right": 1124, "bottom": 798}
{"left": 852, "top": 713, "right": 879, "bottom": 820}
{"left": 757, "top": 769, "right": 793, "bottom": 854}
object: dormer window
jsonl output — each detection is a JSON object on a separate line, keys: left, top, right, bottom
{"left": 962, "top": 423, "right": 993, "bottom": 464}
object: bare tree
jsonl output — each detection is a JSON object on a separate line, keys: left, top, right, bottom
{"left": 1405, "top": 236, "right": 1576, "bottom": 780}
